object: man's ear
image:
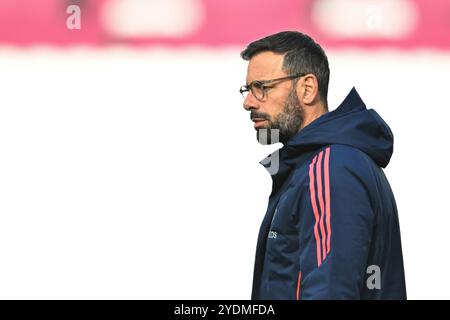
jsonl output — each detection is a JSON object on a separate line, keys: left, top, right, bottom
{"left": 296, "top": 74, "right": 319, "bottom": 106}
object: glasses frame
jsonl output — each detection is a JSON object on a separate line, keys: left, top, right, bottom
{"left": 239, "top": 73, "right": 306, "bottom": 101}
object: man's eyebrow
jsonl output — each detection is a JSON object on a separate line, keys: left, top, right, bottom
{"left": 246, "top": 74, "right": 262, "bottom": 84}
{"left": 246, "top": 77, "right": 261, "bottom": 85}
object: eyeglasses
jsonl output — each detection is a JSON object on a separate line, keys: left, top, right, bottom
{"left": 239, "top": 73, "right": 306, "bottom": 101}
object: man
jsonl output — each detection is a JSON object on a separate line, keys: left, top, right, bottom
{"left": 240, "top": 31, "right": 406, "bottom": 299}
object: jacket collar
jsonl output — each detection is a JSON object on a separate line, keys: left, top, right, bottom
{"left": 259, "top": 87, "right": 366, "bottom": 187}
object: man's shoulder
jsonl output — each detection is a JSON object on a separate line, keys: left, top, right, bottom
{"left": 324, "top": 144, "right": 373, "bottom": 168}
{"left": 292, "top": 144, "right": 378, "bottom": 185}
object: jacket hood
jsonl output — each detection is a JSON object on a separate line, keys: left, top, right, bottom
{"left": 268, "top": 87, "right": 394, "bottom": 170}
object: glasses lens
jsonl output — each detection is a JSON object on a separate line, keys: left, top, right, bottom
{"left": 251, "top": 82, "right": 264, "bottom": 100}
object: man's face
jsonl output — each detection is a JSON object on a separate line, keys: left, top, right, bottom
{"left": 243, "top": 51, "right": 304, "bottom": 145}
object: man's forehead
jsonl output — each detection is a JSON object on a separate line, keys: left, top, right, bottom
{"left": 246, "top": 51, "right": 286, "bottom": 82}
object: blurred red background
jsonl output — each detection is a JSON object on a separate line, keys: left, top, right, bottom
{"left": 0, "top": 0, "right": 449, "bottom": 49}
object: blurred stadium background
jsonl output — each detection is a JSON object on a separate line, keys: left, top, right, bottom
{"left": 0, "top": 0, "right": 449, "bottom": 299}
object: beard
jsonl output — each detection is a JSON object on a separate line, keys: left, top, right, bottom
{"left": 253, "top": 88, "right": 304, "bottom": 145}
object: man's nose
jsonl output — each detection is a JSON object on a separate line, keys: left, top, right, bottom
{"left": 243, "top": 91, "right": 259, "bottom": 111}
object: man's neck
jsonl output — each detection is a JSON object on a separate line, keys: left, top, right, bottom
{"left": 300, "top": 104, "right": 328, "bottom": 130}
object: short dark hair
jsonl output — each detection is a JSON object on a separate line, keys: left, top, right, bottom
{"left": 241, "top": 31, "right": 330, "bottom": 106}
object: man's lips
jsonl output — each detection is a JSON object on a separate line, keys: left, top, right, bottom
{"left": 252, "top": 118, "right": 268, "bottom": 128}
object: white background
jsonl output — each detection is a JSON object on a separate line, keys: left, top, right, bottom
{"left": 0, "top": 47, "right": 448, "bottom": 299}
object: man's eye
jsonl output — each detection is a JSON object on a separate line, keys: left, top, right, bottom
{"left": 253, "top": 82, "right": 263, "bottom": 89}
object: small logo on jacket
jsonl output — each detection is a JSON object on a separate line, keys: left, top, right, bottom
{"left": 268, "top": 230, "right": 277, "bottom": 239}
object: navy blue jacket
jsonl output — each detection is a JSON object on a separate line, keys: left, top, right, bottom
{"left": 251, "top": 88, "right": 406, "bottom": 300}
